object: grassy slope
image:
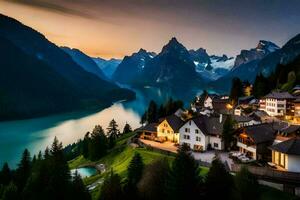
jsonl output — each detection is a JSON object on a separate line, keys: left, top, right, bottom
{"left": 69, "top": 132, "right": 298, "bottom": 200}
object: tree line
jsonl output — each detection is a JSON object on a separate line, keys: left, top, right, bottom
{"left": 229, "top": 54, "right": 300, "bottom": 102}
{"left": 0, "top": 137, "right": 91, "bottom": 200}
{"left": 141, "top": 98, "right": 184, "bottom": 124}
{"left": 63, "top": 119, "right": 132, "bottom": 161}
{"left": 100, "top": 144, "right": 260, "bottom": 200}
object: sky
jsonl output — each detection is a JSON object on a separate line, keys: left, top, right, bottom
{"left": 0, "top": 0, "right": 300, "bottom": 59}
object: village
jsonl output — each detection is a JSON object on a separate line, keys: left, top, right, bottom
{"left": 136, "top": 85, "right": 300, "bottom": 196}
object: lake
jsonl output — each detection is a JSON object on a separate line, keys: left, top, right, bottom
{"left": 0, "top": 86, "right": 201, "bottom": 167}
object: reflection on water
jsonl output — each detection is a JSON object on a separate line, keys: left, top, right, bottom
{"left": 0, "top": 86, "right": 203, "bottom": 167}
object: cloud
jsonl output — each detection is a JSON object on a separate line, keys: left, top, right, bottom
{"left": 5, "top": 0, "right": 93, "bottom": 18}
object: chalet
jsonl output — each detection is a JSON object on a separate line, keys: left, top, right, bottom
{"left": 270, "top": 138, "right": 300, "bottom": 172}
{"left": 232, "top": 115, "right": 261, "bottom": 128}
{"left": 237, "top": 124, "right": 277, "bottom": 160}
{"left": 179, "top": 114, "right": 226, "bottom": 151}
{"left": 157, "top": 115, "right": 185, "bottom": 143}
{"left": 262, "top": 91, "right": 295, "bottom": 117}
{"left": 234, "top": 105, "right": 242, "bottom": 116}
{"left": 136, "top": 123, "right": 158, "bottom": 140}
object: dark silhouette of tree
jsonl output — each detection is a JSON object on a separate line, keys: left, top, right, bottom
{"left": 89, "top": 125, "right": 108, "bottom": 160}
{"left": 230, "top": 77, "right": 243, "bottom": 105}
{"left": 206, "top": 157, "right": 233, "bottom": 200}
{"left": 124, "top": 152, "right": 144, "bottom": 199}
{"left": 15, "top": 149, "right": 31, "bottom": 192}
{"left": 123, "top": 122, "right": 133, "bottom": 134}
{"left": 99, "top": 170, "right": 123, "bottom": 200}
{"left": 82, "top": 132, "right": 90, "bottom": 158}
{"left": 138, "top": 159, "right": 169, "bottom": 200}
{"left": 70, "top": 171, "right": 91, "bottom": 200}
{"left": 222, "top": 115, "right": 235, "bottom": 151}
{"left": 234, "top": 166, "right": 260, "bottom": 200}
{"left": 166, "top": 144, "right": 202, "bottom": 200}
{"left": 107, "top": 119, "right": 119, "bottom": 148}
{"left": 0, "top": 163, "right": 12, "bottom": 186}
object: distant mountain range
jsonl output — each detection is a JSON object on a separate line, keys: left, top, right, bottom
{"left": 111, "top": 35, "right": 300, "bottom": 94}
{"left": 210, "top": 35, "right": 300, "bottom": 92}
{"left": 92, "top": 57, "right": 122, "bottom": 78}
{"left": 0, "top": 14, "right": 135, "bottom": 120}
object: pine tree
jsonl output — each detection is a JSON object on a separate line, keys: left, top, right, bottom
{"left": 0, "top": 162, "right": 12, "bottom": 185}
{"left": 124, "top": 152, "right": 144, "bottom": 199}
{"left": 146, "top": 100, "right": 158, "bottom": 123}
{"left": 89, "top": 125, "right": 108, "bottom": 160}
{"left": 82, "top": 132, "right": 90, "bottom": 158}
{"left": 222, "top": 115, "right": 235, "bottom": 151}
{"left": 206, "top": 157, "right": 233, "bottom": 200}
{"left": 107, "top": 119, "right": 119, "bottom": 148}
{"left": 123, "top": 123, "right": 132, "bottom": 134}
{"left": 71, "top": 171, "right": 91, "bottom": 200}
{"left": 15, "top": 148, "right": 31, "bottom": 192}
{"left": 234, "top": 166, "right": 259, "bottom": 200}
{"left": 99, "top": 170, "right": 123, "bottom": 200}
{"left": 166, "top": 144, "right": 202, "bottom": 200}
{"left": 230, "top": 77, "right": 243, "bottom": 105}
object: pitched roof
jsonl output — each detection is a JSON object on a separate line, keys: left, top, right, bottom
{"left": 192, "top": 114, "right": 226, "bottom": 136}
{"left": 270, "top": 138, "right": 300, "bottom": 155}
{"left": 280, "top": 125, "right": 300, "bottom": 135}
{"left": 232, "top": 115, "right": 255, "bottom": 123}
{"left": 136, "top": 123, "right": 158, "bottom": 132}
{"left": 264, "top": 91, "right": 295, "bottom": 99}
{"left": 161, "top": 115, "right": 185, "bottom": 132}
{"left": 243, "top": 123, "right": 277, "bottom": 144}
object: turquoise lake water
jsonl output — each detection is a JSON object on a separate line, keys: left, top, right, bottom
{"left": 0, "top": 87, "right": 201, "bottom": 167}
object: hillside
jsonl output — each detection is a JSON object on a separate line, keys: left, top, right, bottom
{"left": 0, "top": 14, "right": 135, "bottom": 120}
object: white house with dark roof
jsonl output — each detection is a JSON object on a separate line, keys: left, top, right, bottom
{"left": 232, "top": 115, "right": 261, "bottom": 128}
{"left": 262, "top": 91, "right": 295, "bottom": 116}
{"left": 179, "top": 114, "right": 225, "bottom": 151}
{"left": 270, "top": 138, "right": 300, "bottom": 172}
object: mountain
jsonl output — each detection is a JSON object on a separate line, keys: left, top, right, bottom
{"left": 93, "top": 57, "right": 122, "bottom": 78}
{"left": 140, "top": 37, "right": 202, "bottom": 90}
{"left": 210, "top": 36, "right": 300, "bottom": 93}
{"left": 190, "top": 49, "right": 235, "bottom": 81}
{"left": 112, "top": 49, "right": 154, "bottom": 84}
{"left": 0, "top": 14, "right": 135, "bottom": 120}
{"left": 61, "top": 47, "right": 108, "bottom": 80}
{"left": 233, "top": 40, "right": 279, "bottom": 69}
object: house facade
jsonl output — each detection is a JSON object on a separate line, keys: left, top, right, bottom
{"left": 270, "top": 138, "right": 300, "bottom": 172}
{"left": 262, "top": 92, "right": 295, "bottom": 117}
{"left": 179, "top": 114, "right": 225, "bottom": 151}
{"left": 156, "top": 115, "right": 184, "bottom": 143}
{"left": 237, "top": 124, "right": 276, "bottom": 160}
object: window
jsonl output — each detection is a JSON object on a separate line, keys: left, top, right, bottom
{"left": 185, "top": 128, "right": 190, "bottom": 133}
{"left": 162, "top": 129, "right": 165, "bottom": 133}
{"left": 213, "top": 143, "right": 218, "bottom": 148}
{"left": 195, "top": 129, "right": 199, "bottom": 134}
{"left": 196, "top": 136, "right": 201, "bottom": 142}
{"left": 183, "top": 135, "right": 190, "bottom": 140}
{"left": 189, "top": 121, "right": 192, "bottom": 125}
{"left": 167, "top": 130, "right": 170, "bottom": 134}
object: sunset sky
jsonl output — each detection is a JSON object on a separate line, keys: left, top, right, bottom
{"left": 1, "top": 0, "right": 300, "bottom": 59}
